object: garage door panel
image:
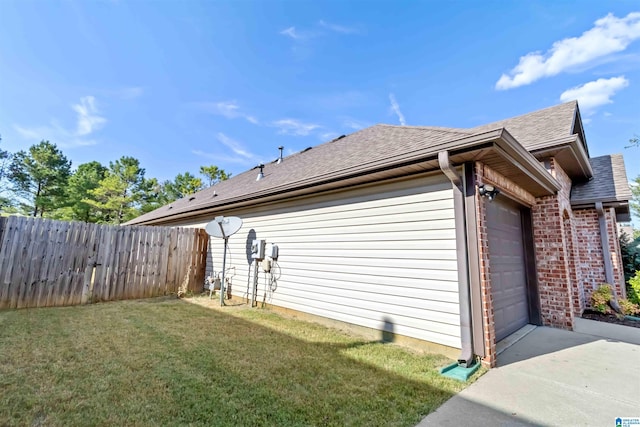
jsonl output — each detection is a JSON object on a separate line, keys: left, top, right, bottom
{"left": 487, "top": 198, "right": 529, "bottom": 342}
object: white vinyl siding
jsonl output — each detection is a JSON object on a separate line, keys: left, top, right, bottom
{"left": 182, "top": 175, "right": 461, "bottom": 349}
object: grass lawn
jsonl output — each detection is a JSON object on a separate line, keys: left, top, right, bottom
{"left": 0, "top": 295, "right": 481, "bottom": 426}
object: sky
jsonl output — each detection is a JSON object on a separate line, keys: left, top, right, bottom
{"left": 1, "top": 1, "right": 639, "bottom": 193}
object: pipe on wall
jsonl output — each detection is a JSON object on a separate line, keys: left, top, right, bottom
{"left": 595, "top": 202, "right": 615, "bottom": 285}
{"left": 438, "top": 151, "right": 475, "bottom": 367}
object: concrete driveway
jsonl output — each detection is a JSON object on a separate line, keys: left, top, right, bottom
{"left": 418, "top": 326, "right": 640, "bottom": 426}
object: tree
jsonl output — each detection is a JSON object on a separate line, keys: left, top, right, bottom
{"left": 199, "top": 165, "right": 230, "bottom": 187}
{"left": 8, "top": 140, "right": 71, "bottom": 217}
{"left": 86, "top": 156, "right": 147, "bottom": 224}
{"left": 163, "top": 172, "right": 204, "bottom": 201}
{"left": 620, "top": 231, "right": 640, "bottom": 283}
{"left": 632, "top": 175, "right": 640, "bottom": 221}
{"left": 0, "top": 135, "right": 10, "bottom": 209}
{"left": 54, "top": 161, "right": 107, "bottom": 222}
{"left": 627, "top": 134, "right": 640, "bottom": 221}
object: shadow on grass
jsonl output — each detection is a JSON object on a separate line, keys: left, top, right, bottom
{"left": 0, "top": 298, "right": 476, "bottom": 426}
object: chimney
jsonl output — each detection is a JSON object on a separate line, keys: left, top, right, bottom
{"left": 256, "top": 164, "right": 265, "bottom": 181}
{"left": 277, "top": 146, "right": 284, "bottom": 164}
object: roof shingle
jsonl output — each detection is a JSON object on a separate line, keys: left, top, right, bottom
{"left": 468, "top": 101, "right": 578, "bottom": 150}
{"left": 570, "top": 154, "right": 632, "bottom": 205}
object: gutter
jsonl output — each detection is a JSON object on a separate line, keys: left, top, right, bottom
{"left": 438, "top": 151, "right": 474, "bottom": 367}
{"left": 595, "top": 202, "right": 615, "bottom": 285}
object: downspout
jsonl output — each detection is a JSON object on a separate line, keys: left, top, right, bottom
{"left": 438, "top": 151, "right": 474, "bottom": 367}
{"left": 595, "top": 202, "right": 614, "bottom": 285}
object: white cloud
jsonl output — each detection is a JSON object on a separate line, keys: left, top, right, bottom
{"left": 272, "top": 119, "right": 321, "bottom": 136}
{"left": 216, "top": 133, "right": 255, "bottom": 159}
{"left": 496, "top": 12, "right": 640, "bottom": 90}
{"left": 73, "top": 96, "right": 107, "bottom": 136}
{"left": 197, "top": 101, "right": 259, "bottom": 124}
{"left": 191, "top": 149, "right": 257, "bottom": 165}
{"left": 389, "top": 93, "right": 406, "bottom": 126}
{"left": 318, "top": 20, "right": 357, "bottom": 34}
{"left": 191, "top": 133, "right": 260, "bottom": 166}
{"left": 14, "top": 96, "right": 106, "bottom": 148}
{"left": 559, "top": 76, "right": 629, "bottom": 112}
{"left": 280, "top": 27, "right": 300, "bottom": 40}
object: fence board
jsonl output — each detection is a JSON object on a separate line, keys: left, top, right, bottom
{"left": 0, "top": 216, "right": 207, "bottom": 309}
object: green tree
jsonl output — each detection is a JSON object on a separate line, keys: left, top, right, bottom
{"left": 620, "top": 231, "right": 640, "bottom": 283}
{"left": 0, "top": 135, "right": 10, "bottom": 209}
{"left": 54, "top": 161, "right": 108, "bottom": 222}
{"left": 199, "top": 165, "right": 230, "bottom": 187}
{"left": 86, "top": 156, "right": 147, "bottom": 224}
{"left": 628, "top": 135, "right": 640, "bottom": 221}
{"left": 632, "top": 175, "right": 640, "bottom": 220}
{"left": 8, "top": 140, "right": 71, "bottom": 217}
{"left": 163, "top": 172, "right": 203, "bottom": 201}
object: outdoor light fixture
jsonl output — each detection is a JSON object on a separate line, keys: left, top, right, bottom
{"left": 478, "top": 184, "right": 500, "bottom": 201}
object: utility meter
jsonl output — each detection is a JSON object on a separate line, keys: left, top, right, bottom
{"left": 251, "top": 239, "right": 266, "bottom": 260}
{"left": 267, "top": 244, "right": 279, "bottom": 260}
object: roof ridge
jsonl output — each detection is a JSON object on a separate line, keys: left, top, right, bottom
{"left": 375, "top": 123, "right": 471, "bottom": 134}
{"left": 468, "top": 100, "right": 577, "bottom": 129}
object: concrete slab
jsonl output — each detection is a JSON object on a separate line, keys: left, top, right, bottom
{"left": 574, "top": 317, "right": 640, "bottom": 345}
{"left": 418, "top": 326, "right": 640, "bottom": 427}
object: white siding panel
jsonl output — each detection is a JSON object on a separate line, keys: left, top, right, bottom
{"left": 194, "top": 175, "right": 461, "bottom": 349}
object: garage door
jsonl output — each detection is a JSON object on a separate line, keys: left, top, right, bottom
{"left": 487, "top": 198, "right": 529, "bottom": 341}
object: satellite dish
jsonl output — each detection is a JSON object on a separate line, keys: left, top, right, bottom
{"left": 204, "top": 216, "right": 243, "bottom": 305}
{"left": 205, "top": 216, "right": 243, "bottom": 239}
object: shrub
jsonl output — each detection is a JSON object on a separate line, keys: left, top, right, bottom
{"left": 620, "top": 232, "right": 640, "bottom": 283}
{"left": 591, "top": 284, "right": 613, "bottom": 314}
{"left": 628, "top": 271, "right": 640, "bottom": 305}
{"left": 619, "top": 298, "right": 640, "bottom": 316}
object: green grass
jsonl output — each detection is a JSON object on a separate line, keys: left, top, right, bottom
{"left": 0, "top": 295, "right": 481, "bottom": 426}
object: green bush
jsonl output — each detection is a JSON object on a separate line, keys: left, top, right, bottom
{"left": 628, "top": 271, "right": 640, "bottom": 305}
{"left": 619, "top": 298, "right": 640, "bottom": 316}
{"left": 591, "top": 284, "right": 613, "bottom": 314}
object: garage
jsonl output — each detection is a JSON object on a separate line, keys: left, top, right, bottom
{"left": 487, "top": 197, "right": 529, "bottom": 341}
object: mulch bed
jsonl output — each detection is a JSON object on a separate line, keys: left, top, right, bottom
{"left": 582, "top": 310, "right": 640, "bottom": 329}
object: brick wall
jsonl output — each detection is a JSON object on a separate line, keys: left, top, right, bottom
{"left": 532, "top": 159, "right": 575, "bottom": 329}
{"left": 573, "top": 209, "right": 607, "bottom": 306}
{"left": 562, "top": 210, "right": 582, "bottom": 316}
{"left": 572, "top": 207, "right": 626, "bottom": 308}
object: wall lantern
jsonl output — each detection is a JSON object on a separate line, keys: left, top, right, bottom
{"left": 478, "top": 184, "right": 500, "bottom": 201}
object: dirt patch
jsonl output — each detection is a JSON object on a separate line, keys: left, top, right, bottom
{"left": 582, "top": 310, "right": 640, "bottom": 328}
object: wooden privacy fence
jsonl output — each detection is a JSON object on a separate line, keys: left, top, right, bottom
{"left": 0, "top": 216, "right": 208, "bottom": 309}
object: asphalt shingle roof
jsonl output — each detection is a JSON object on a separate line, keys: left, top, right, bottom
{"left": 570, "top": 154, "right": 632, "bottom": 205}
{"left": 468, "top": 101, "right": 579, "bottom": 150}
{"left": 129, "top": 124, "right": 471, "bottom": 224}
{"left": 128, "top": 101, "right": 629, "bottom": 225}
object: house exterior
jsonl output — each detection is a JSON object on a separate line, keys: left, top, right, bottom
{"left": 128, "top": 101, "right": 632, "bottom": 367}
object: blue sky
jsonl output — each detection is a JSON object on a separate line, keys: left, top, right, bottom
{"left": 1, "top": 1, "right": 639, "bottom": 191}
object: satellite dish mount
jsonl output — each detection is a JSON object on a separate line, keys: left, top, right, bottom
{"left": 205, "top": 216, "right": 243, "bottom": 306}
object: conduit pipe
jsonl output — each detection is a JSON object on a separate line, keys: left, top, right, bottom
{"left": 438, "top": 151, "right": 474, "bottom": 367}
